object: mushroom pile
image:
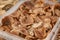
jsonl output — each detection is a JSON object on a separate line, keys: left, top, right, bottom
{"left": 0, "top": 0, "right": 60, "bottom": 40}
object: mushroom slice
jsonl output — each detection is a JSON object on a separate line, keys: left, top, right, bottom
{"left": 43, "top": 18, "right": 51, "bottom": 23}
{"left": 28, "top": 28, "right": 34, "bottom": 36}
{"left": 55, "top": 9, "right": 60, "bottom": 17}
{"left": 2, "top": 16, "right": 14, "bottom": 26}
{"left": 32, "top": 22, "right": 43, "bottom": 28}
{"left": 10, "top": 10, "right": 21, "bottom": 18}
{"left": 19, "top": 27, "right": 29, "bottom": 36}
{"left": 19, "top": 14, "right": 34, "bottom": 26}
{"left": 50, "top": 16, "right": 58, "bottom": 24}
{"left": 0, "top": 26, "right": 11, "bottom": 32}
{"left": 20, "top": 1, "right": 34, "bottom": 12}
{"left": 54, "top": 3, "right": 60, "bottom": 17}
{"left": 34, "top": 28, "right": 47, "bottom": 39}
{"left": 34, "top": 0, "right": 45, "bottom": 8}
{"left": 43, "top": 23, "right": 52, "bottom": 33}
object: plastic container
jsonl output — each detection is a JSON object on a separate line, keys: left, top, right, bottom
{"left": 0, "top": 0, "right": 60, "bottom": 40}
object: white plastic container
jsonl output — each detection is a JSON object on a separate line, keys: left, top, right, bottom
{"left": 0, "top": 0, "right": 60, "bottom": 40}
